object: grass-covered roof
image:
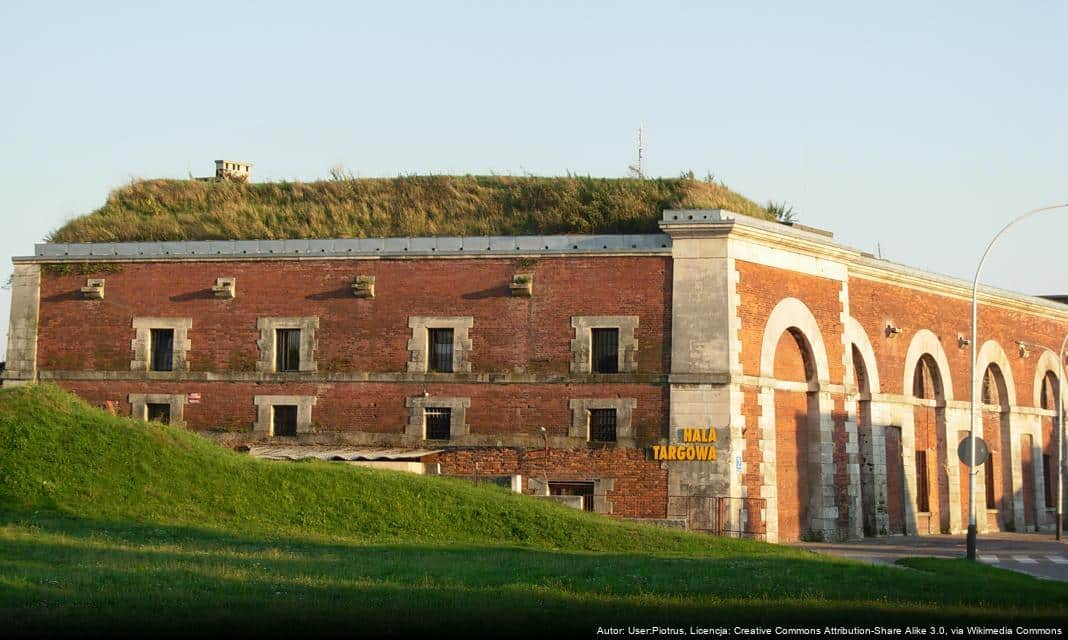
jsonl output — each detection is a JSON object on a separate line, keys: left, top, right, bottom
{"left": 48, "top": 175, "right": 776, "bottom": 243}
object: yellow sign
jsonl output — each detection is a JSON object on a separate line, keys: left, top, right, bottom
{"left": 652, "top": 428, "right": 718, "bottom": 462}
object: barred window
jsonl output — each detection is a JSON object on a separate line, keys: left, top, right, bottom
{"left": 429, "top": 329, "right": 454, "bottom": 373}
{"left": 591, "top": 328, "right": 619, "bottom": 374}
{"left": 426, "top": 407, "right": 451, "bottom": 440}
{"left": 589, "top": 408, "right": 617, "bottom": 442}
{"left": 276, "top": 329, "right": 301, "bottom": 372}
{"left": 549, "top": 481, "right": 595, "bottom": 512}
{"left": 150, "top": 329, "right": 174, "bottom": 372}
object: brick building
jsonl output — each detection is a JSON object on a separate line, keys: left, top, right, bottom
{"left": 4, "top": 209, "right": 1065, "bottom": 541}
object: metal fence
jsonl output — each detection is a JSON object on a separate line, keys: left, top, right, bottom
{"left": 668, "top": 495, "right": 767, "bottom": 540}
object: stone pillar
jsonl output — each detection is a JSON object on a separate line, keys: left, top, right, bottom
{"left": 666, "top": 384, "right": 733, "bottom": 526}
{"left": 843, "top": 398, "right": 864, "bottom": 539}
{"left": 661, "top": 224, "right": 736, "bottom": 534}
{"left": 3, "top": 263, "right": 41, "bottom": 386}
{"left": 809, "top": 390, "right": 839, "bottom": 540}
{"left": 944, "top": 405, "right": 968, "bottom": 534}
{"left": 1029, "top": 417, "right": 1052, "bottom": 530}
{"left": 868, "top": 401, "right": 894, "bottom": 536}
{"left": 1007, "top": 411, "right": 1025, "bottom": 532}
{"left": 757, "top": 386, "right": 779, "bottom": 542}
{"left": 897, "top": 403, "right": 920, "bottom": 535}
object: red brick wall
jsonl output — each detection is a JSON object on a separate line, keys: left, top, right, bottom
{"left": 58, "top": 380, "right": 667, "bottom": 441}
{"left": 849, "top": 277, "right": 1066, "bottom": 406}
{"left": 436, "top": 447, "right": 667, "bottom": 518}
{"left": 37, "top": 256, "right": 671, "bottom": 375}
{"left": 736, "top": 260, "right": 844, "bottom": 381}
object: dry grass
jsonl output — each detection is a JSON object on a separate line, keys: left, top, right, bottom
{"left": 48, "top": 175, "right": 773, "bottom": 243}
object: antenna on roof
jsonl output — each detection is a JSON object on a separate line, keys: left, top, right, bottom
{"left": 627, "top": 125, "right": 645, "bottom": 180}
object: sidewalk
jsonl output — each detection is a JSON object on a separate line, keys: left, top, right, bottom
{"left": 795, "top": 532, "right": 1068, "bottom": 581}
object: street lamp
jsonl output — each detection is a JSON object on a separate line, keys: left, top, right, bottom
{"left": 968, "top": 203, "right": 1068, "bottom": 561}
{"left": 1015, "top": 338, "right": 1068, "bottom": 540}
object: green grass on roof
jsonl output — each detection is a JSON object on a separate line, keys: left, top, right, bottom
{"left": 47, "top": 175, "right": 774, "bottom": 243}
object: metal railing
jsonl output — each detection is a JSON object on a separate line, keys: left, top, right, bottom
{"left": 668, "top": 495, "right": 767, "bottom": 540}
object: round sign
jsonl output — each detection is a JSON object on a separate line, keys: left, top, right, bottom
{"left": 957, "top": 436, "right": 989, "bottom": 467}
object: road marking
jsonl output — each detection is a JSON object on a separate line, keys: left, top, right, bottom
{"left": 1012, "top": 555, "right": 1037, "bottom": 564}
{"left": 1049, "top": 555, "right": 1068, "bottom": 564}
{"left": 979, "top": 555, "right": 999, "bottom": 563}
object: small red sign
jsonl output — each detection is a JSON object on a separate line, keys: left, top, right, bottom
{"left": 187, "top": 392, "right": 202, "bottom": 404}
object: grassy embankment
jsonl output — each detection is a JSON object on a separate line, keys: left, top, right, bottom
{"left": 0, "top": 385, "right": 1065, "bottom": 636}
{"left": 47, "top": 175, "right": 774, "bottom": 243}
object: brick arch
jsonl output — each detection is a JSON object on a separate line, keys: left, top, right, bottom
{"left": 974, "top": 340, "right": 1016, "bottom": 531}
{"left": 759, "top": 297, "right": 831, "bottom": 385}
{"left": 902, "top": 329, "right": 954, "bottom": 402}
{"left": 1032, "top": 349, "right": 1062, "bottom": 409}
{"left": 904, "top": 329, "right": 957, "bottom": 534}
{"left": 975, "top": 340, "right": 1017, "bottom": 408}
{"left": 844, "top": 316, "right": 881, "bottom": 394}
{"left": 757, "top": 297, "right": 837, "bottom": 542}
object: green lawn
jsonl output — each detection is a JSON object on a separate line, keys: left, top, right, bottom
{"left": 1, "top": 385, "right": 1066, "bottom": 636}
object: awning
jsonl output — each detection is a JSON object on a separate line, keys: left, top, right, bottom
{"left": 247, "top": 446, "right": 443, "bottom": 462}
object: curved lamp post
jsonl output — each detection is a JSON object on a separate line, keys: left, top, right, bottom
{"left": 969, "top": 203, "right": 1068, "bottom": 560}
{"left": 1014, "top": 336, "right": 1068, "bottom": 541}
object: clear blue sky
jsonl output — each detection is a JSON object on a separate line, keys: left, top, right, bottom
{"left": 1, "top": 1, "right": 1066, "bottom": 349}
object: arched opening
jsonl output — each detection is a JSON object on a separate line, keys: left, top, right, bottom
{"left": 913, "top": 354, "right": 949, "bottom": 533}
{"left": 774, "top": 327, "right": 818, "bottom": 542}
{"left": 975, "top": 363, "right": 1013, "bottom": 530}
{"left": 1039, "top": 371, "right": 1059, "bottom": 521}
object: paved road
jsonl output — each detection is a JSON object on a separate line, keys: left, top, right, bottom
{"left": 795, "top": 532, "right": 1068, "bottom": 581}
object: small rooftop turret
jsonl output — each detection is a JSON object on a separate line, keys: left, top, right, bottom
{"left": 214, "top": 160, "right": 252, "bottom": 182}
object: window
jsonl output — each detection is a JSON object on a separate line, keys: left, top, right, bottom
{"left": 589, "top": 408, "right": 617, "bottom": 442}
{"left": 915, "top": 450, "right": 930, "bottom": 512}
{"left": 146, "top": 403, "right": 170, "bottom": 424}
{"left": 549, "top": 482, "right": 595, "bottom": 512}
{"left": 985, "top": 455, "right": 997, "bottom": 509}
{"left": 276, "top": 329, "right": 301, "bottom": 372}
{"left": 254, "top": 395, "right": 316, "bottom": 435}
{"left": 1044, "top": 454, "right": 1055, "bottom": 508}
{"left": 591, "top": 328, "right": 619, "bottom": 374}
{"left": 405, "top": 396, "right": 469, "bottom": 439}
{"left": 406, "top": 317, "right": 472, "bottom": 374}
{"left": 273, "top": 405, "right": 298, "bottom": 437}
{"left": 570, "top": 316, "right": 638, "bottom": 374}
{"left": 428, "top": 328, "right": 454, "bottom": 373}
{"left": 425, "top": 407, "right": 451, "bottom": 440}
{"left": 257, "top": 318, "right": 318, "bottom": 373}
{"left": 150, "top": 329, "right": 174, "bottom": 372}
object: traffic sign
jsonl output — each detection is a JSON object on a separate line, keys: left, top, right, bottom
{"left": 957, "top": 436, "right": 989, "bottom": 466}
